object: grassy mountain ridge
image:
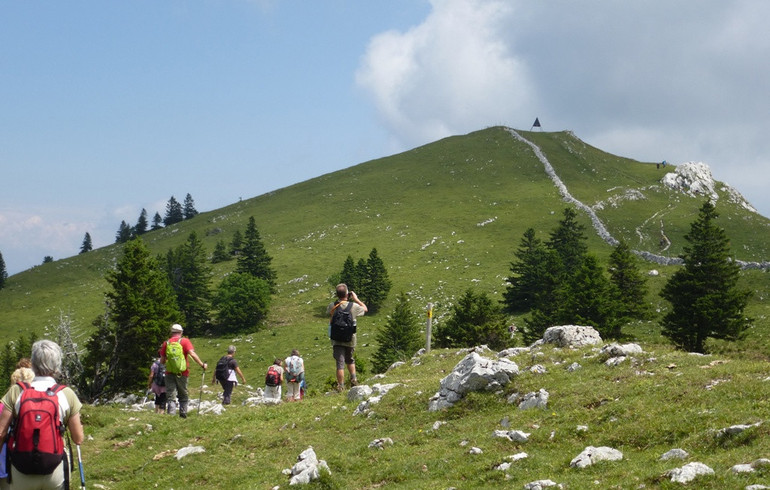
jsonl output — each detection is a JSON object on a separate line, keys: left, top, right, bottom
{"left": 1, "top": 127, "right": 769, "bottom": 341}
{"left": 3, "top": 126, "right": 770, "bottom": 487}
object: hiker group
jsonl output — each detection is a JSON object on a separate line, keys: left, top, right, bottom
{"left": 0, "top": 283, "right": 366, "bottom": 488}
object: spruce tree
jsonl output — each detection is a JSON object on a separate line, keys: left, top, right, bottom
{"left": 503, "top": 228, "right": 549, "bottom": 313}
{"left": 608, "top": 240, "right": 650, "bottom": 322}
{"left": 0, "top": 250, "right": 7, "bottom": 289}
{"left": 135, "top": 208, "right": 149, "bottom": 235}
{"left": 165, "top": 232, "right": 212, "bottom": 336}
{"left": 236, "top": 216, "right": 276, "bottom": 290}
{"left": 115, "top": 221, "right": 132, "bottom": 244}
{"left": 372, "top": 292, "right": 423, "bottom": 373}
{"left": 560, "top": 254, "right": 621, "bottom": 338}
{"left": 212, "top": 272, "right": 271, "bottom": 333}
{"left": 434, "top": 289, "right": 510, "bottom": 350}
{"left": 546, "top": 207, "right": 588, "bottom": 276}
{"left": 81, "top": 238, "right": 181, "bottom": 398}
{"left": 660, "top": 201, "right": 752, "bottom": 353}
{"left": 362, "top": 248, "right": 391, "bottom": 312}
{"left": 211, "top": 240, "right": 230, "bottom": 263}
{"left": 151, "top": 212, "right": 163, "bottom": 231}
{"left": 522, "top": 249, "right": 564, "bottom": 344}
{"left": 229, "top": 230, "right": 243, "bottom": 256}
{"left": 163, "top": 196, "right": 184, "bottom": 226}
{"left": 183, "top": 193, "right": 198, "bottom": 220}
{"left": 79, "top": 232, "right": 93, "bottom": 254}
{"left": 339, "top": 255, "right": 359, "bottom": 289}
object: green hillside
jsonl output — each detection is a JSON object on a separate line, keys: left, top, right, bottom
{"left": 1, "top": 127, "right": 768, "bottom": 344}
{"left": 3, "top": 126, "right": 770, "bottom": 488}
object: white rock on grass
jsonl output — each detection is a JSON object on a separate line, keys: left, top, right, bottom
{"left": 175, "top": 446, "right": 205, "bottom": 460}
{"left": 524, "top": 479, "right": 562, "bottom": 490}
{"left": 289, "top": 447, "right": 331, "bottom": 485}
{"left": 570, "top": 446, "right": 623, "bottom": 468}
{"left": 368, "top": 438, "right": 394, "bottom": 450}
{"left": 717, "top": 422, "right": 761, "bottom": 437}
{"left": 428, "top": 352, "right": 518, "bottom": 411}
{"left": 347, "top": 385, "right": 373, "bottom": 401}
{"left": 664, "top": 462, "right": 714, "bottom": 484}
{"left": 493, "top": 430, "right": 530, "bottom": 442}
{"left": 660, "top": 448, "right": 689, "bottom": 461}
{"left": 517, "top": 389, "right": 549, "bottom": 410}
{"left": 542, "top": 325, "right": 602, "bottom": 348}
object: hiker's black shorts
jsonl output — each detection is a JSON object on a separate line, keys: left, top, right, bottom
{"left": 332, "top": 344, "right": 354, "bottom": 370}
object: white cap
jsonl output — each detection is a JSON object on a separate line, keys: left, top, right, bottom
{"left": 171, "top": 323, "right": 183, "bottom": 333}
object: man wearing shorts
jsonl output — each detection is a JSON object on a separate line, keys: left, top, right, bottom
{"left": 326, "top": 283, "right": 367, "bottom": 391}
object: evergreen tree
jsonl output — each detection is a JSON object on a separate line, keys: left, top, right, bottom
{"left": 339, "top": 255, "right": 359, "bottom": 289}
{"left": 503, "top": 228, "right": 549, "bottom": 313}
{"left": 212, "top": 272, "right": 271, "bottom": 333}
{"left": 372, "top": 292, "right": 423, "bottom": 373}
{"left": 236, "top": 216, "right": 277, "bottom": 289}
{"left": 229, "top": 230, "right": 243, "bottom": 256}
{"left": 79, "top": 232, "right": 93, "bottom": 254}
{"left": 660, "top": 201, "right": 752, "bottom": 353}
{"left": 135, "top": 208, "right": 149, "bottom": 235}
{"left": 43, "top": 256, "right": 54, "bottom": 264}
{"left": 80, "top": 238, "right": 181, "bottom": 399}
{"left": 608, "top": 240, "right": 650, "bottom": 322}
{"left": 361, "top": 248, "right": 391, "bottom": 312}
{"left": 164, "top": 232, "right": 212, "bottom": 336}
{"left": 183, "top": 193, "right": 198, "bottom": 220}
{"left": 434, "top": 289, "right": 510, "bottom": 350}
{"left": 522, "top": 249, "right": 564, "bottom": 344}
{"left": 151, "top": 212, "right": 164, "bottom": 231}
{"left": 0, "top": 250, "right": 7, "bottom": 289}
{"left": 211, "top": 239, "right": 230, "bottom": 263}
{"left": 560, "top": 255, "right": 621, "bottom": 338}
{"left": 115, "top": 220, "right": 132, "bottom": 244}
{"left": 163, "top": 196, "right": 184, "bottom": 226}
{"left": 546, "top": 207, "right": 588, "bottom": 276}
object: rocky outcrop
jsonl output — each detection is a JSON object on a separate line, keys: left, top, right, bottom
{"left": 428, "top": 352, "right": 519, "bottom": 411}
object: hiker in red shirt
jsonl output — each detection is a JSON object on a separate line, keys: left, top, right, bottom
{"left": 160, "top": 323, "right": 207, "bottom": 418}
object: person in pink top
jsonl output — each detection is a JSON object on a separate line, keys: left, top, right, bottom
{"left": 159, "top": 323, "right": 207, "bottom": 418}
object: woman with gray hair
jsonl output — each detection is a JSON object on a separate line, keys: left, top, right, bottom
{"left": 0, "top": 339, "right": 85, "bottom": 489}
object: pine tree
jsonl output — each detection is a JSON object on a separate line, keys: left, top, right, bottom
{"left": 372, "top": 292, "right": 423, "bottom": 373}
{"left": 339, "top": 255, "right": 359, "bottom": 289}
{"left": 165, "top": 232, "right": 212, "bottom": 336}
{"left": 608, "top": 240, "right": 650, "bottom": 322}
{"left": 229, "top": 230, "right": 243, "bottom": 256}
{"left": 79, "top": 232, "right": 93, "bottom": 254}
{"left": 115, "top": 221, "right": 132, "bottom": 244}
{"left": 80, "top": 238, "right": 181, "bottom": 399}
{"left": 0, "top": 250, "right": 7, "bottom": 289}
{"left": 211, "top": 240, "right": 230, "bottom": 263}
{"left": 236, "top": 216, "right": 277, "bottom": 289}
{"left": 163, "top": 196, "right": 184, "bottom": 226}
{"left": 151, "top": 212, "right": 163, "bottom": 231}
{"left": 503, "top": 228, "right": 549, "bottom": 313}
{"left": 362, "top": 248, "right": 391, "bottom": 312}
{"left": 522, "top": 249, "right": 564, "bottom": 344}
{"left": 435, "top": 289, "right": 510, "bottom": 350}
{"left": 183, "top": 193, "right": 198, "bottom": 220}
{"left": 212, "top": 272, "right": 271, "bottom": 333}
{"left": 43, "top": 256, "right": 54, "bottom": 264}
{"left": 660, "top": 201, "right": 752, "bottom": 353}
{"left": 560, "top": 254, "right": 621, "bottom": 338}
{"left": 135, "top": 208, "right": 149, "bottom": 235}
{"left": 546, "top": 207, "right": 588, "bottom": 276}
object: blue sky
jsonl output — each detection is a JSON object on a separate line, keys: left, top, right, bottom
{"left": 2, "top": 0, "right": 769, "bottom": 275}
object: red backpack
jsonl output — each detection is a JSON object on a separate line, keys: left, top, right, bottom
{"left": 265, "top": 365, "right": 281, "bottom": 387}
{"left": 8, "top": 382, "right": 67, "bottom": 475}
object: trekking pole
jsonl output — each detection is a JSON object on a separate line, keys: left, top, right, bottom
{"left": 198, "top": 368, "right": 205, "bottom": 415}
{"left": 76, "top": 444, "right": 86, "bottom": 489}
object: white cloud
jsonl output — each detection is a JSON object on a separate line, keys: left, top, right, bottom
{"left": 356, "top": 0, "right": 536, "bottom": 148}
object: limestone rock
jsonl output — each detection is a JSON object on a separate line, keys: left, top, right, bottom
{"left": 570, "top": 446, "right": 623, "bottom": 468}
{"left": 542, "top": 325, "right": 602, "bottom": 348}
{"left": 428, "top": 352, "right": 518, "bottom": 411}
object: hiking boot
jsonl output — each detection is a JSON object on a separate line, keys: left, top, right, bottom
{"left": 336, "top": 384, "right": 345, "bottom": 393}
{"left": 350, "top": 378, "right": 358, "bottom": 387}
